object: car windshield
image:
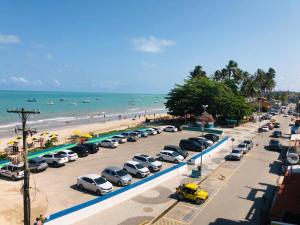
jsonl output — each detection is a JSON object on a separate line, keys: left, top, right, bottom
{"left": 271, "top": 140, "right": 279, "bottom": 144}
{"left": 136, "top": 164, "right": 144, "bottom": 169}
{"left": 148, "top": 158, "right": 155, "bottom": 162}
{"left": 232, "top": 150, "right": 240, "bottom": 154}
{"left": 244, "top": 141, "right": 250, "bottom": 144}
{"left": 54, "top": 154, "right": 64, "bottom": 158}
{"left": 172, "top": 151, "right": 180, "bottom": 156}
{"left": 116, "top": 170, "right": 127, "bottom": 176}
{"left": 94, "top": 177, "right": 106, "bottom": 185}
{"left": 238, "top": 144, "right": 246, "bottom": 148}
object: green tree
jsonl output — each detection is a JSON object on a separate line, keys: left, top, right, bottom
{"left": 189, "top": 65, "right": 207, "bottom": 79}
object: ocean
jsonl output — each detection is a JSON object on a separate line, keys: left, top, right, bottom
{"left": 0, "top": 90, "right": 167, "bottom": 136}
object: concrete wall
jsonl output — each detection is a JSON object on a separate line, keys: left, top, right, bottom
{"left": 45, "top": 136, "right": 228, "bottom": 225}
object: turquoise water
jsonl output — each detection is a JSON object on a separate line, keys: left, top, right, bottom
{"left": 0, "top": 90, "right": 166, "bottom": 129}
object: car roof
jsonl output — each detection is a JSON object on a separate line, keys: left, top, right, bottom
{"left": 161, "top": 150, "right": 174, "bottom": 154}
{"left": 30, "top": 157, "right": 44, "bottom": 162}
{"left": 165, "top": 145, "right": 178, "bottom": 148}
{"left": 106, "top": 166, "right": 122, "bottom": 171}
{"left": 135, "top": 154, "right": 150, "bottom": 158}
{"left": 125, "top": 160, "right": 139, "bottom": 165}
{"left": 81, "top": 174, "right": 101, "bottom": 180}
{"left": 185, "top": 183, "right": 198, "bottom": 190}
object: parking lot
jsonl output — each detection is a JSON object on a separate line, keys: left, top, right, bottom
{"left": 0, "top": 129, "right": 206, "bottom": 225}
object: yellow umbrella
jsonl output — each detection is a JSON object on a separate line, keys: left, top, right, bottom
{"left": 15, "top": 136, "right": 22, "bottom": 140}
{"left": 72, "top": 130, "right": 81, "bottom": 135}
{"left": 40, "top": 132, "right": 49, "bottom": 136}
{"left": 8, "top": 140, "right": 17, "bottom": 145}
{"left": 81, "top": 134, "right": 92, "bottom": 139}
{"left": 49, "top": 134, "right": 58, "bottom": 137}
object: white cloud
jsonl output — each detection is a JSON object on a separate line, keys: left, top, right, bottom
{"left": 132, "top": 36, "right": 176, "bottom": 53}
{"left": 53, "top": 79, "right": 61, "bottom": 86}
{"left": 45, "top": 53, "right": 53, "bottom": 60}
{"left": 0, "top": 34, "right": 21, "bottom": 44}
{"left": 10, "top": 76, "right": 28, "bottom": 83}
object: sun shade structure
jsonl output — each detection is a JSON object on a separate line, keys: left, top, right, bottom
{"left": 72, "top": 130, "right": 81, "bottom": 135}
{"left": 81, "top": 134, "right": 93, "bottom": 139}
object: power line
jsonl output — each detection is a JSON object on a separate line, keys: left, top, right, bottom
{"left": 7, "top": 108, "right": 40, "bottom": 225}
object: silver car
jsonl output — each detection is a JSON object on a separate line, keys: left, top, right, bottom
{"left": 0, "top": 163, "right": 24, "bottom": 181}
{"left": 101, "top": 167, "right": 132, "bottom": 186}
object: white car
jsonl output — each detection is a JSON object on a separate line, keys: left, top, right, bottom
{"left": 111, "top": 135, "right": 127, "bottom": 143}
{"left": 56, "top": 150, "right": 78, "bottom": 162}
{"left": 99, "top": 139, "right": 119, "bottom": 148}
{"left": 123, "top": 160, "right": 150, "bottom": 178}
{"left": 158, "top": 150, "right": 184, "bottom": 164}
{"left": 145, "top": 128, "right": 157, "bottom": 135}
{"left": 41, "top": 153, "right": 68, "bottom": 166}
{"left": 164, "top": 126, "right": 178, "bottom": 132}
{"left": 133, "top": 154, "right": 162, "bottom": 172}
{"left": 227, "top": 150, "right": 242, "bottom": 160}
{"left": 261, "top": 126, "right": 269, "bottom": 132}
{"left": 232, "top": 148, "right": 243, "bottom": 158}
{"left": 0, "top": 163, "right": 24, "bottom": 181}
{"left": 77, "top": 174, "right": 113, "bottom": 195}
{"left": 283, "top": 114, "right": 289, "bottom": 117}
{"left": 237, "top": 143, "right": 249, "bottom": 154}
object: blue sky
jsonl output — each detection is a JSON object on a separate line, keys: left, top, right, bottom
{"left": 0, "top": 0, "right": 300, "bottom": 93}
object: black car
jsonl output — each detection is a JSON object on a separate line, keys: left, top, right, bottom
{"left": 272, "top": 131, "right": 282, "bottom": 138}
{"left": 179, "top": 139, "right": 204, "bottom": 152}
{"left": 29, "top": 157, "right": 48, "bottom": 172}
{"left": 127, "top": 136, "right": 137, "bottom": 142}
{"left": 269, "top": 139, "right": 282, "bottom": 152}
{"left": 188, "top": 137, "right": 209, "bottom": 148}
{"left": 80, "top": 143, "right": 99, "bottom": 154}
{"left": 69, "top": 145, "right": 89, "bottom": 157}
{"left": 163, "top": 145, "right": 189, "bottom": 158}
{"left": 203, "top": 134, "right": 219, "bottom": 142}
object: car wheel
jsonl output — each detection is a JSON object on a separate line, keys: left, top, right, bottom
{"left": 195, "top": 198, "right": 204, "bottom": 205}
{"left": 11, "top": 175, "right": 16, "bottom": 181}
{"left": 137, "top": 173, "right": 142, "bottom": 178}
{"left": 117, "top": 181, "right": 123, "bottom": 186}
{"left": 78, "top": 184, "right": 84, "bottom": 190}
{"left": 53, "top": 161, "right": 58, "bottom": 167}
{"left": 96, "top": 189, "right": 101, "bottom": 195}
{"left": 149, "top": 166, "right": 154, "bottom": 172}
{"left": 177, "top": 193, "right": 184, "bottom": 201}
{"left": 159, "top": 157, "right": 163, "bottom": 161}
{"left": 174, "top": 159, "right": 179, "bottom": 164}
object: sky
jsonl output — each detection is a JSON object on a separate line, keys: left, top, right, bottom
{"left": 0, "top": 0, "right": 300, "bottom": 93}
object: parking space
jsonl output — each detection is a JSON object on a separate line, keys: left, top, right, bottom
{"left": 0, "top": 130, "right": 208, "bottom": 225}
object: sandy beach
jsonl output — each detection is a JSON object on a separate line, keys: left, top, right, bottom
{"left": 0, "top": 114, "right": 167, "bottom": 153}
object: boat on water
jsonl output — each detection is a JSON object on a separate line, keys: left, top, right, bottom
{"left": 153, "top": 101, "right": 159, "bottom": 103}
{"left": 47, "top": 102, "right": 54, "bottom": 105}
{"left": 27, "top": 98, "right": 38, "bottom": 102}
{"left": 95, "top": 98, "right": 103, "bottom": 100}
{"left": 82, "top": 100, "right": 91, "bottom": 103}
{"left": 70, "top": 102, "right": 78, "bottom": 106}
{"left": 59, "top": 98, "right": 67, "bottom": 101}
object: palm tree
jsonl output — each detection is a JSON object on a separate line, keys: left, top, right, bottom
{"left": 240, "top": 74, "right": 259, "bottom": 98}
{"left": 189, "top": 66, "right": 207, "bottom": 79}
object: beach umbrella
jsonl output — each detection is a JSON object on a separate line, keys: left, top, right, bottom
{"left": 15, "top": 136, "right": 22, "bottom": 140}
{"left": 81, "top": 134, "right": 93, "bottom": 139}
{"left": 7, "top": 140, "right": 18, "bottom": 145}
{"left": 72, "top": 130, "right": 81, "bottom": 135}
{"left": 49, "top": 133, "right": 58, "bottom": 137}
{"left": 40, "top": 132, "right": 49, "bottom": 136}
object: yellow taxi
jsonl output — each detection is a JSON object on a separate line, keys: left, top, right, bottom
{"left": 176, "top": 183, "right": 209, "bottom": 204}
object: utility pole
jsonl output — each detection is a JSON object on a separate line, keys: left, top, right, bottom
{"left": 7, "top": 108, "right": 40, "bottom": 225}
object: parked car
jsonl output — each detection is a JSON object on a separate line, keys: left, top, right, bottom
{"left": 111, "top": 135, "right": 127, "bottom": 143}
{"left": 0, "top": 163, "right": 24, "bottom": 180}
{"left": 164, "top": 126, "right": 178, "bottom": 132}
{"left": 163, "top": 145, "right": 188, "bottom": 158}
{"left": 152, "top": 127, "right": 163, "bottom": 134}
{"left": 123, "top": 160, "right": 150, "bottom": 178}
{"left": 129, "top": 132, "right": 141, "bottom": 139}
{"left": 69, "top": 145, "right": 89, "bottom": 157}
{"left": 77, "top": 174, "right": 113, "bottom": 195}
{"left": 188, "top": 137, "right": 210, "bottom": 148}
{"left": 283, "top": 114, "right": 289, "bottom": 117}
{"left": 260, "top": 126, "right": 269, "bottom": 132}
{"left": 133, "top": 130, "right": 148, "bottom": 138}
{"left": 226, "top": 151, "right": 241, "bottom": 161}
{"left": 179, "top": 139, "right": 204, "bottom": 152}
{"left": 269, "top": 139, "right": 282, "bottom": 152}
{"left": 133, "top": 154, "right": 162, "bottom": 172}
{"left": 101, "top": 167, "right": 133, "bottom": 186}
{"left": 274, "top": 122, "right": 280, "bottom": 128}
{"left": 56, "top": 150, "right": 78, "bottom": 162}
{"left": 237, "top": 143, "right": 249, "bottom": 154}
{"left": 145, "top": 128, "right": 157, "bottom": 135}
{"left": 203, "top": 134, "right": 219, "bottom": 142}
{"left": 243, "top": 140, "right": 253, "bottom": 150}
{"left": 127, "top": 136, "right": 137, "bottom": 142}
{"left": 41, "top": 153, "right": 68, "bottom": 166}
{"left": 29, "top": 157, "right": 48, "bottom": 172}
{"left": 196, "top": 136, "right": 214, "bottom": 146}
{"left": 266, "top": 123, "right": 274, "bottom": 130}
{"left": 273, "top": 131, "right": 282, "bottom": 138}
{"left": 176, "top": 183, "right": 209, "bottom": 205}
{"left": 158, "top": 150, "right": 184, "bottom": 164}
{"left": 231, "top": 148, "right": 243, "bottom": 158}
{"left": 99, "top": 139, "right": 119, "bottom": 148}
{"left": 80, "top": 143, "right": 99, "bottom": 154}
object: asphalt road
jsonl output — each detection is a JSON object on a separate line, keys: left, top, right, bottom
{"left": 190, "top": 115, "right": 290, "bottom": 225}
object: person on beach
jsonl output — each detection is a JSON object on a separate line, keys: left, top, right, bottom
{"left": 118, "top": 114, "right": 121, "bottom": 120}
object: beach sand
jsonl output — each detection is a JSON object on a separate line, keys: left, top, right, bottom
{"left": 0, "top": 114, "right": 167, "bottom": 153}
